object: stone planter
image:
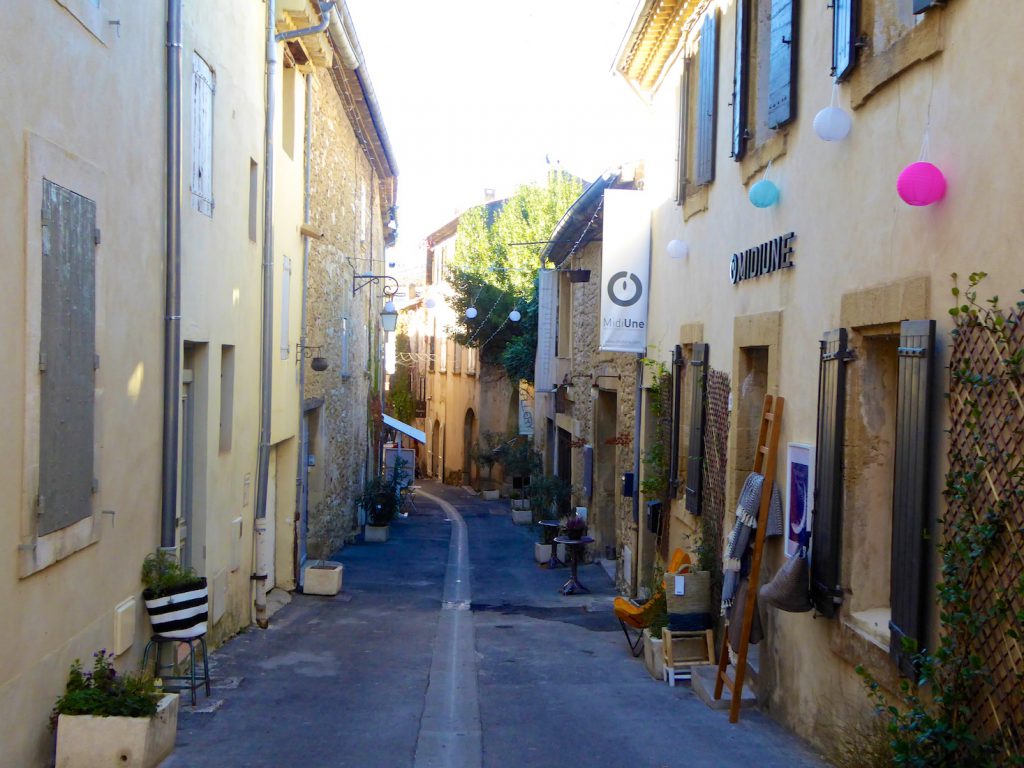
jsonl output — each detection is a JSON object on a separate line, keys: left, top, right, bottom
{"left": 511, "top": 508, "right": 533, "bottom": 525}
{"left": 510, "top": 498, "right": 530, "bottom": 510}
{"left": 482, "top": 489, "right": 500, "bottom": 501}
{"left": 303, "top": 561, "right": 343, "bottom": 595}
{"left": 534, "top": 542, "right": 552, "bottom": 564}
{"left": 642, "top": 629, "right": 665, "bottom": 681}
{"left": 55, "top": 692, "right": 178, "bottom": 768}
{"left": 364, "top": 524, "right": 390, "bottom": 543}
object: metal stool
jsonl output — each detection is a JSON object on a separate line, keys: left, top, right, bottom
{"left": 142, "top": 634, "right": 211, "bottom": 706}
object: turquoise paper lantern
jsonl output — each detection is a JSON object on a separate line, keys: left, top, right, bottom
{"left": 749, "top": 179, "right": 780, "bottom": 208}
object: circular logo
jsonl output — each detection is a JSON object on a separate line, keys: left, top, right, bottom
{"left": 607, "top": 271, "right": 643, "bottom": 307}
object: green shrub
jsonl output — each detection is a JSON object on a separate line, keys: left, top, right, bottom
{"left": 51, "top": 651, "right": 159, "bottom": 729}
{"left": 140, "top": 550, "right": 199, "bottom": 598}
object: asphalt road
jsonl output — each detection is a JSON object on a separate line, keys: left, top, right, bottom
{"left": 162, "top": 482, "right": 827, "bottom": 768}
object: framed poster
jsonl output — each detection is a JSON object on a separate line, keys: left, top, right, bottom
{"left": 785, "top": 442, "right": 815, "bottom": 558}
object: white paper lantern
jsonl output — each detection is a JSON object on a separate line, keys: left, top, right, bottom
{"left": 666, "top": 239, "right": 689, "bottom": 259}
{"left": 465, "top": 306, "right": 478, "bottom": 319}
{"left": 425, "top": 297, "right": 437, "bottom": 309}
{"left": 508, "top": 309, "right": 522, "bottom": 322}
{"left": 813, "top": 106, "right": 852, "bottom": 142}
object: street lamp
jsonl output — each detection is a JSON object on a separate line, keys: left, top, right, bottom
{"left": 353, "top": 273, "right": 401, "bottom": 332}
{"left": 380, "top": 301, "right": 398, "bottom": 333}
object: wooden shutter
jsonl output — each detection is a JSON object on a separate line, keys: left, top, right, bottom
{"left": 191, "top": 53, "right": 214, "bottom": 216}
{"left": 582, "top": 444, "right": 594, "bottom": 499}
{"left": 731, "top": 0, "right": 751, "bottom": 161}
{"left": 695, "top": 12, "right": 719, "bottom": 186}
{"left": 832, "top": 0, "right": 858, "bottom": 81}
{"left": 38, "top": 180, "right": 97, "bottom": 535}
{"left": 811, "top": 328, "right": 850, "bottom": 617}
{"left": 668, "top": 345, "right": 685, "bottom": 498}
{"left": 684, "top": 343, "right": 708, "bottom": 515}
{"left": 676, "top": 65, "right": 691, "bottom": 203}
{"left": 889, "top": 320, "right": 936, "bottom": 676}
{"left": 768, "top": 0, "right": 798, "bottom": 128}
{"left": 913, "top": 0, "right": 945, "bottom": 13}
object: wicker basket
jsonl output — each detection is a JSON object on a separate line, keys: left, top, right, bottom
{"left": 665, "top": 571, "right": 712, "bottom": 631}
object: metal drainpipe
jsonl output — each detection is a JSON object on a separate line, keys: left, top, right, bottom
{"left": 631, "top": 352, "right": 644, "bottom": 597}
{"left": 160, "top": 0, "right": 183, "bottom": 553}
{"left": 294, "top": 72, "right": 314, "bottom": 590}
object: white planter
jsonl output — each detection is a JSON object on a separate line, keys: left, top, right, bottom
{"left": 534, "top": 542, "right": 552, "bottom": 564}
{"left": 642, "top": 629, "right": 665, "bottom": 681}
{"left": 511, "top": 508, "right": 533, "bottom": 525}
{"left": 56, "top": 693, "right": 179, "bottom": 768}
{"left": 364, "top": 524, "right": 390, "bottom": 543}
{"left": 482, "top": 489, "right": 500, "bottom": 501}
{"left": 511, "top": 499, "right": 531, "bottom": 510}
{"left": 556, "top": 542, "right": 568, "bottom": 563}
{"left": 303, "top": 561, "right": 343, "bottom": 595}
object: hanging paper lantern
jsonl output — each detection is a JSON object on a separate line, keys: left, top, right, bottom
{"left": 508, "top": 309, "right": 522, "bottom": 322}
{"left": 666, "top": 239, "right": 689, "bottom": 259}
{"left": 465, "top": 306, "right": 478, "bottom": 319}
{"left": 813, "top": 106, "right": 852, "bottom": 142}
{"left": 749, "top": 179, "right": 780, "bottom": 208}
{"left": 425, "top": 297, "right": 436, "bottom": 309}
{"left": 897, "top": 161, "right": 946, "bottom": 206}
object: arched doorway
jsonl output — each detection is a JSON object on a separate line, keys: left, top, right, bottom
{"left": 463, "top": 409, "right": 476, "bottom": 485}
{"left": 431, "top": 419, "right": 441, "bottom": 478}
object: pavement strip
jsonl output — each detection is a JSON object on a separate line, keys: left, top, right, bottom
{"left": 412, "top": 488, "right": 482, "bottom": 768}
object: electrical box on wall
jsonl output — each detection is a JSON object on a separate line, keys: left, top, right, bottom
{"left": 113, "top": 597, "right": 136, "bottom": 656}
{"left": 621, "top": 472, "right": 634, "bottom": 498}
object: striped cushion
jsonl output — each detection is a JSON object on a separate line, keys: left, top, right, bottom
{"left": 143, "top": 578, "right": 209, "bottom": 639}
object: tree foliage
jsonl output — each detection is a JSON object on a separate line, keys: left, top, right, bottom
{"left": 447, "top": 171, "right": 583, "bottom": 382}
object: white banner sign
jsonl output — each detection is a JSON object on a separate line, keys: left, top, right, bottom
{"left": 518, "top": 382, "right": 535, "bottom": 436}
{"left": 599, "top": 189, "right": 650, "bottom": 353}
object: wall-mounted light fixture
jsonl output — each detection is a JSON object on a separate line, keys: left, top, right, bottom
{"left": 297, "top": 344, "right": 329, "bottom": 372}
{"left": 353, "top": 273, "right": 400, "bottom": 333}
{"left": 666, "top": 239, "right": 689, "bottom": 259}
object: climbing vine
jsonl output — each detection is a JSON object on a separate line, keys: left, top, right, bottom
{"left": 640, "top": 359, "right": 673, "bottom": 502}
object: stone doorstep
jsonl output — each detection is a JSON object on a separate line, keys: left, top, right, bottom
{"left": 690, "top": 663, "right": 758, "bottom": 711}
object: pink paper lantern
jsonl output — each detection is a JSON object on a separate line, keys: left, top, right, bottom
{"left": 897, "top": 161, "right": 947, "bottom": 206}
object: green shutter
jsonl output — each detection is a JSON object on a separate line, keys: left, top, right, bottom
{"left": 684, "top": 343, "right": 708, "bottom": 515}
{"left": 768, "top": 0, "right": 799, "bottom": 128}
{"left": 695, "top": 12, "right": 719, "bottom": 185}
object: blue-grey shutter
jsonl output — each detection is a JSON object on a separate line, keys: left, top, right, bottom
{"left": 889, "top": 319, "right": 936, "bottom": 677}
{"left": 695, "top": 12, "right": 719, "bottom": 185}
{"left": 676, "top": 66, "right": 691, "bottom": 203}
{"left": 811, "top": 328, "right": 850, "bottom": 617}
{"left": 768, "top": 0, "right": 799, "bottom": 128}
{"left": 684, "top": 343, "right": 708, "bottom": 515}
{"left": 913, "top": 0, "right": 944, "bottom": 13}
{"left": 668, "top": 345, "right": 684, "bottom": 498}
{"left": 832, "top": 0, "right": 858, "bottom": 81}
{"left": 38, "top": 180, "right": 97, "bottom": 535}
{"left": 582, "top": 444, "right": 594, "bottom": 499}
{"left": 731, "top": 0, "right": 751, "bottom": 160}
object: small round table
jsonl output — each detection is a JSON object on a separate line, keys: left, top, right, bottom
{"left": 539, "top": 520, "right": 563, "bottom": 569}
{"left": 553, "top": 535, "right": 595, "bottom": 595}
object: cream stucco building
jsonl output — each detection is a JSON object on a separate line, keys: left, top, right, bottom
{"left": 604, "top": 0, "right": 1024, "bottom": 753}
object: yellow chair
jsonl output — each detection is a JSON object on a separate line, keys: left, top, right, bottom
{"left": 614, "top": 549, "right": 689, "bottom": 656}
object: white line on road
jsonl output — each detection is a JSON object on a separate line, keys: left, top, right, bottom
{"left": 413, "top": 489, "right": 482, "bottom": 768}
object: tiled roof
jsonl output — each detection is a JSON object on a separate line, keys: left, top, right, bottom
{"left": 615, "top": 0, "right": 705, "bottom": 92}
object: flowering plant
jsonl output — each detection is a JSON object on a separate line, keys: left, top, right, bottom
{"left": 50, "top": 650, "right": 160, "bottom": 728}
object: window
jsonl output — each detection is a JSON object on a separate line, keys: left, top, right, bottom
{"left": 249, "top": 159, "right": 258, "bottom": 242}
{"left": 453, "top": 342, "right": 462, "bottom": 374}
{"left": 38, "top": 180, "right": 97, "bottom": 535}
{"left": 191, "top": 53, "right": 215, "bottom": 217}
{"left": 677, "top": 10, "right": 720, "bottom": 200}
{"left": 466, "top": 346, "right": 477, "bottom": 376}
{"left": 219, "top": 345, "right": 235, "bottom": 452}
{"left": 340, "top": 317, "right": 351, "bottom": 378}
{"left": 282, "top": 65, "right": 296, "bottom": 160}
{"left": 280, "top": 256, "right": 291, "bottom": 359}
{"left": 440, "top": 337, "right": 449, "bottom": 373}
{"left": 730, "top": 0, "right": 798, "bottom": 160}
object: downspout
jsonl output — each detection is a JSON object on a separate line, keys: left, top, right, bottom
{"left": 294, "top": 72, "right": 314, "bottom": 589}
{"left": 160, "top": 0, "right": 182, "bottom": 553}
{"left": 631, "top": 352, "right": 644, "bottom": 598}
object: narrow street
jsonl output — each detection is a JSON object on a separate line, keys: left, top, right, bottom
{"left": 163, "top": 483, "right": 825, "bottom": 768}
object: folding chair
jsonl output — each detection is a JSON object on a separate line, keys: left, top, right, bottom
{"left": 613, "top": 549, "right": 689, "bottom": 656}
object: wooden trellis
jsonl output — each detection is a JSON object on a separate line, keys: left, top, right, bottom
{"left": 947, "top": 306, "right": 1024, "bottom": 758}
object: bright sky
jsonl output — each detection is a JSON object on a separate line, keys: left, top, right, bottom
{"left": 344, "top": 0, "right": 650, "bottom": 279}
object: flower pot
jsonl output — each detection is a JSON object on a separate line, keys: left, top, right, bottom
{"left": 511, "top": 508, "right": 533, "bottom": 525}
{"left": 482, "top": 489, "right": 500, "bottom": 501}
{"left": 143, "top": 579, "right": 208, "bottom": 639}
{"left": 302, "top": 561, "right": 343, "bottom": 595}
{"left": 567, "top": 528, "right": 585, "bottom": 541}
{"left": 642, "top": 629, "right": 665, "bottom": 681}
{"left": 534, "top": 542, "right": 552, "bottom": 564}
{"left": 364, "top": 524, "right": 390, "bottom": 543}
{"left": 55, "top": 692, "right": 179, "bottom": 768}
{"left": 567, "top": 269, "right": 591, "bottom": 283}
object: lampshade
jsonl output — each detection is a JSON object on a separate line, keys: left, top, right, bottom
{"left": 666, "top": 239, "right": 689, "bottom": 259}
{"left": 749, "top": 179, "right": 780, "bottom": 208}
{"left": 466, "top": 306, "right": 478, "bottom": 319}
{"left": 424, "top": 297, "right": 436, "bottom": 309}
{"left": 508, "top": 309, "right": 521, "bottom": 322}
{"left": 813, "top": 106, "right": 852, "bottom": 142}
{"left": 380, "top": 301, "right": 398, "bottom": 333}
{"left": 897, "top": 161, "right": 947, "bottom": 206}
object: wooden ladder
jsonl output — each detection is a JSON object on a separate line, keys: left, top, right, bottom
{"left": 713, "top": 393, "right": 785, "bottom": 723}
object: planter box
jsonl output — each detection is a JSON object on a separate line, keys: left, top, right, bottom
{"left": 642, "top": 629, "right": 665, "bottom": 681}
{"left": 510, "top": 498, "right": 531, "bottom": 510}
{"left": 56, "top": 693, "right": 178, "bottom": 768}
{"left": 143, "top": 579, "right": 208, "bottom": 640}
{"left": 364, "top": 524, "right": 390, "bottom": 543}
{"left": 534, "top": 542, "right": 552, "bottom": 564}
{"left": 482, "top": 489, "right": 500, "bottom": 501}
{"left": 303, "top": 561, "right": 343, "bottom": 595}
{"left": 511, "top": 508, "right": 533, "bottom": 525}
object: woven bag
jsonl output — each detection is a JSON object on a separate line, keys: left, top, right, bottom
{"left": 758, "top": 551, "right": 813, "bottom": 613}
{"left": 665, "top": 570, "right": 711, "bottom": 615}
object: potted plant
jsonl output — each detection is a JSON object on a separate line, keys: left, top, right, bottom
{"left": 564, "top": 512, "right": 587, "bottom": 541}
{"left": 303, "top": 500, "right": 344, "bottom": 596}
{"left": 358, "top": 457, "right": 406, "bottom": 542}
{"left": 52, "top": 650, "right": 178, "bottom": 768}
{"left": 141, "top": 551, "right": 208, "bottom": 640}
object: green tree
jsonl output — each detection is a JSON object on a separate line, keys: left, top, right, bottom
{"left": 386, "top": 318, "right": 416, "bottom": 424}
{"left": 447, "top": 171, "right": 583, "bottom": 382}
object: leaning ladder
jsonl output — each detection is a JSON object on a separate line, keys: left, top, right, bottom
{"left": 713, "top": 393, "right": 785, "bottom": 723}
